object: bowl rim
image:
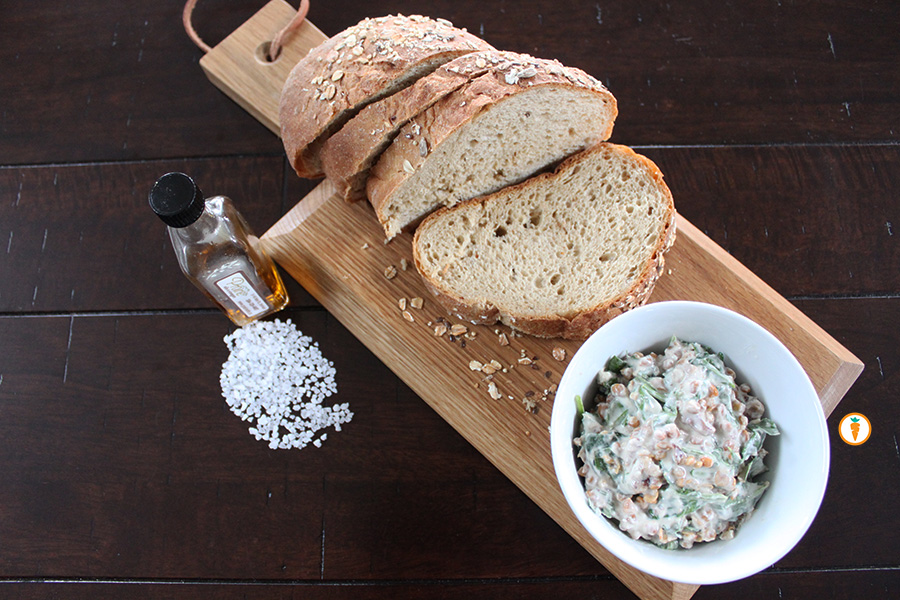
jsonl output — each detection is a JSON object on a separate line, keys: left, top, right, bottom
{"left": 550, "top": 300, "right": 831, "bottom": 585}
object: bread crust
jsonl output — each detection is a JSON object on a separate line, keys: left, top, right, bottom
{"left": 321, "top": 51, "right": 505, "bottom": 203}
{"left": 412, "top": 143, "right": 676, "bottom": 340}
{"left": 279, "top": 15, "right": 492, "bottom": 179}
{"left": 367, "top": 53, "right": 618, "bottom": 237}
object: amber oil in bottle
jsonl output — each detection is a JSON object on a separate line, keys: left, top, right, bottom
{"left": 149, "top": 172, "right": 288, "bottom": 326}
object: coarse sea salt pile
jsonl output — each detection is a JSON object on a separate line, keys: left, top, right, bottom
{"left": 220, "top": 319, "right": 352, "bottom": 450}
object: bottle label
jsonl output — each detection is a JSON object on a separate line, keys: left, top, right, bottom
{"left": 215, "top": 271, "right": 269, "bottom": 318}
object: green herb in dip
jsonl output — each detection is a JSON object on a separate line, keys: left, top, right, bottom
{"left": 574, "top": 337, "right": 779, "bottom": 549}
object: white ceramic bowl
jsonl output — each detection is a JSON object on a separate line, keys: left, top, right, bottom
{"left": 550, "top": 301, "right": 830, "bottom": 585}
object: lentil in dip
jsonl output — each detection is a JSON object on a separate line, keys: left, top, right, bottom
{"left": 574, "top": 337, "right": 779, "bottom": 549}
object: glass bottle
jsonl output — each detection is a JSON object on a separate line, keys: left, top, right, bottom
{"left": 149, "top": 172, "right": 288, "bottom": 326}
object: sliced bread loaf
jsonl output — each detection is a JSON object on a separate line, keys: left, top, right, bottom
{"left": 412, "top": 143, "right": 676, "bottom": 339}
{"left": 367, "top": 53, "right": 618, "bottom": 239}
{"left": 321, "top": 50, "right": 504, "bottom": 202}
{"left": 279, "top": 15, "right": 493, "bottom": 179}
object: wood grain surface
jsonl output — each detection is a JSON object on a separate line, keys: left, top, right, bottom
{"left": 259, "top": 173, "right": 861, "bottom": 599}
{"left": 0, "top": 0, "right": 897, "bottom": 599}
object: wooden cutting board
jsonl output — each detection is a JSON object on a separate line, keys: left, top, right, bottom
{"left": 200, "top": 3, "right": 864, "bottom": 599}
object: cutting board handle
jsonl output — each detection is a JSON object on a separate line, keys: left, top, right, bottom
{"left": 198, "top": 0, "right": 328, "bottom": 135}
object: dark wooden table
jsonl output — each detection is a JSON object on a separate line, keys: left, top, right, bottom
{"left": 2, "top": 1, "right": 898, "bottom": 598}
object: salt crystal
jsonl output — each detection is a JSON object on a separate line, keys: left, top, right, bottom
{"left": 220, "top": 319, "right": 352, "bottom": 450}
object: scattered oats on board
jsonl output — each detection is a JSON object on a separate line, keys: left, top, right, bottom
{"left": 220, "top": 319, "right": 352, "bottom": 450}
{"left": 449, "top": 323, "right": 467, "bottom": 336}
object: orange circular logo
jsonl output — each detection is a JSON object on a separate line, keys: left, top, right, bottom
{"left": 838, "top": 412, "right": 871, "bottom": 445}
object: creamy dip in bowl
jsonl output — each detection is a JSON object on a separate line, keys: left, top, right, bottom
{"left": 550, "top": 301, "right": 830, "bottom": 585}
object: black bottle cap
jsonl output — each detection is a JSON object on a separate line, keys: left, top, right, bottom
{"left": 149, "top": 172, "right": 206, "bottom": 228}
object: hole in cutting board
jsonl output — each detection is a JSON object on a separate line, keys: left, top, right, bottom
{"left": 254, "top": 40, "right": 281, "bottom": 65}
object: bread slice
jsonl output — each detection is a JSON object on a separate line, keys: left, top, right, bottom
{"left": 279, "top": 15, "right": 493, "bottom": 179}
{"left": 367, "top": 53, "right": 618, "bottom": 239}
{"left": 412, "top": 143, "right": 676, "bottom": 339}
{"left": 321, "top": 50, "right": 503, "bottom": 203}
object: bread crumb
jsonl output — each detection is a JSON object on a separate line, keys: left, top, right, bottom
{"left": 402, "top": 310, "right": 415, "bottom": 323}
{"left": 469, "top": 360, "right": 484, "bottom": 371}
{"left": 523, "top": 396, "right": 538, "bottom": 412}
{"left": 498, "top": 332, "right": 509, "bottom": 346}
{"left": 384, "top": 265, "right": 397, "bottom": 279}
{"left": 410, "top": 297, "right": 424, "bottom": 309}
{"left": 488, "top": 382, "right": 501, "bottom": 400}
{"left": 434, "top": 323, "right": 448, "bottom": 337}
{"left": 552, "top": 347, "right": 566, "bottom": 361}
{"left": 400, "top": 258, "right": 409, "bottom": 271}
{"left": 398, "top": 298, "right": 407, "bottom": 311}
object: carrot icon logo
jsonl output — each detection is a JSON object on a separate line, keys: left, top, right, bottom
{"left": 839, "top": 413, "right": 871, "bottom": 446}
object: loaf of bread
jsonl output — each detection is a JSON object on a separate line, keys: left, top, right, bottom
{"left": 279, "top": 15, "right": 493, "bottom": 179}
{"left": 366, "top": 53, "right": 617, "bottom": 239}
{"left": 321, "top": 51, "right": 504, "bottom": 203}
{"left": 412, "top": 143, "right": 676, "bottom": 339}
